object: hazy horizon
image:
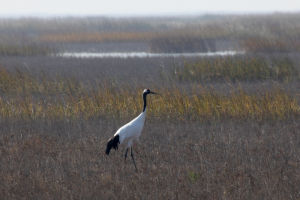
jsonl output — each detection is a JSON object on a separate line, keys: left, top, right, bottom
{"left": 0, "top": 0, "right": 299, "bottom": 17}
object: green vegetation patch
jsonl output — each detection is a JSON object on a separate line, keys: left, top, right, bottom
{"left": 175, "top": 57, "right": 299, "bottom": 82}
{"left": 0, "top": 44, "right": 54, "bottom": 56}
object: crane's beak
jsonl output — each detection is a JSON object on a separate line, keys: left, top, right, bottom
{"left": 150, "top": 91, "right": 159, "bottom": 95}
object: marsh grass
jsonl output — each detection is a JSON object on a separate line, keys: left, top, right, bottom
{"left": 243, "top": 37, "right": 300, "bottom": 53}
{"left": 30, "top": 14, "right": 300, "bottom": 54}
{"left": 0, "top": 68, "right": 298, "bottom": 121}
{"left": 0, "top": 44, "right": 54, "bottom": 56}
{"left": 1, "top": 88, "right": 299, "bottom": 121}
{"left": 176, "top": 57, "right": 299, "bottom": 82}
{"left": 39, "top": 32, "right": 156, "bottom": 43}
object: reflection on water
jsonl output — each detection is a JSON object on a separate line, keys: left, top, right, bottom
{"left": 57, "top": 51, "right": 245, "bottom": 58}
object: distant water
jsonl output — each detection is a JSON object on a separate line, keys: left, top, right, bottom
{"left": 57, "top": 51, "right": 244, "bottom": 58}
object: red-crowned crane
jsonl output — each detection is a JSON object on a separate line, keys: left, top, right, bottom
{"left": 105, "top": 89, "right": 158, "bottom": 171}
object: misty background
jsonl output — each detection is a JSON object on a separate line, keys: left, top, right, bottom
{"left": 0, "top": 0, "right": 300, "bottom": 17}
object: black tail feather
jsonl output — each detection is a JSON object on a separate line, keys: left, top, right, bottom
{"left": 105, "top": 135, "right": 120, "bottom": 155}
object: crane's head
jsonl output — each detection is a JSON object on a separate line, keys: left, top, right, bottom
{"left": 142, "top": 89, "right": 158, "bottom": 112}
{"left": 143, "top": 88, "right": 158, "bottom": 96}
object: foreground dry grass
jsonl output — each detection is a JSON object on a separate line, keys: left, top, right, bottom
{"left": 0, "top": 119, "right": 299, "bottom": 199}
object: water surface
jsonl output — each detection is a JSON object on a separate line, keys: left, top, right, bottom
{"left": 57, "top": 51, "right": 244, "bottom": 59}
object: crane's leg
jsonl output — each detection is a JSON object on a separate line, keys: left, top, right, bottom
{"left": 130, "top": 147, "right": 138, "bottom": 172}
{"left": 124, "top": 148, "right": 129, "bottom": 161}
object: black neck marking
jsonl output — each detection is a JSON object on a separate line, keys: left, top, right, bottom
{"left": 143, "top": 92, "right": 147, "bottom": 112}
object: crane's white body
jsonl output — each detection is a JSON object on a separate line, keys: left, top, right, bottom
{"left": 105, "top": 89, "right": 157, "bottom": 171}
{"left": 114, "top": 110, "right": 146, "bottom": 147}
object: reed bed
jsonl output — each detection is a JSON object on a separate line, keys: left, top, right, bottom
{"left": 32, "top": 14, "right": 300, "bottom": 54}
{"left": 0, "top": 88, "right": 299, "bottom": 121}
{"left": 176, "top": 56, "right": 299, "bottom": 82}
{"left": 0, "top": 44, "right": 54, "bottom": 56}
{"left": 0, "top": 68, "right": 298, "bottom": 121}
{"left": 243, "top": 37, "right": 300, "bottom": 53}
{"left": 39, "top": 32, "right": 157, "bottom": 43}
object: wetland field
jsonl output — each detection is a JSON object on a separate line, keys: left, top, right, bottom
{"left": 0, "top": 13, "right": 300, "bottom": 199}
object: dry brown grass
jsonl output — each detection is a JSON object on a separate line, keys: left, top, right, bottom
{"left": 0, "top": 44, "right": 53, "bottom": 56}
{"left": 1, "top": 119, "right": 299, "bottom": 199}
{"left": 39, "top": 32, "right": 157, "bottom": 43}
